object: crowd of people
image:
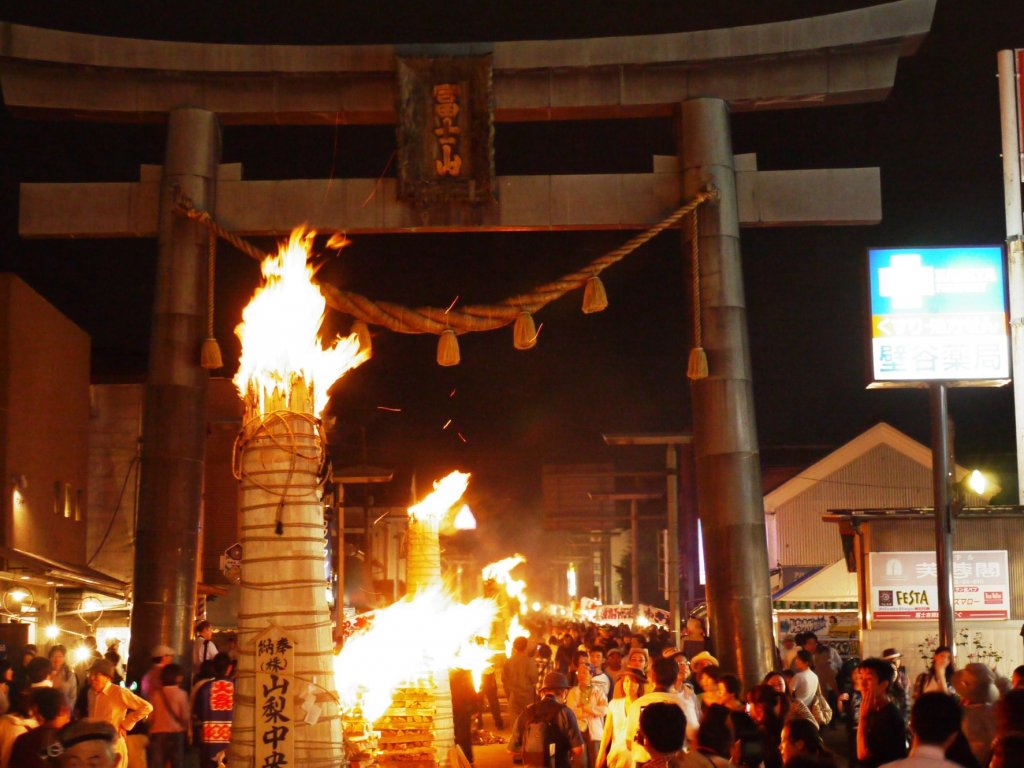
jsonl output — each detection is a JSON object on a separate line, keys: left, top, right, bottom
{"left": 0, "top": 617, "right": 1021, "bottom": 768}
{"left": 0, "top": 620, "right": 234, "bottom": 768}
{"left": 500, "top": 621, "right": 1024, "bottom": 768}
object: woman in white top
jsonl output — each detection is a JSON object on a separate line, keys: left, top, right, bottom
{"left": 567, "top": 661, "right": 609, "bottom": 768}
{"left": 595, "top": 667, "right": 646, "bottom": 768}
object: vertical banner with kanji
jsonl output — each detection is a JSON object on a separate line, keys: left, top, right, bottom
{"left": 254, "top": 626, "right": 296, "bottom": 768}
{"left": 396, "top": 55, "right": 495, "bottom": 206}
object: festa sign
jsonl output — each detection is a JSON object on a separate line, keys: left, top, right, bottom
{"left": 869, "top": 550, "right": 1010, "bottom": 620}
{"left": 867, "top": 245, "right": 1009, "bottom": 386}
{"left": 253, "top": 626, "right": 296, "bottom": 768}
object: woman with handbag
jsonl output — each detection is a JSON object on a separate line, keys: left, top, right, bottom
{"left": 147, "top": 663, "right": 190, "bottom": 768}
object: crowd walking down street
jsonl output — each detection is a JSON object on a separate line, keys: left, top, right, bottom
{"left": 0, "top": 617, "right": 1020, "bottom": 767}
{"left": 491, "top": 621, "right": 1024, "bottom": 768}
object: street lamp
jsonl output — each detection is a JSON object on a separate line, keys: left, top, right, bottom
{"left": 966, "top": 469, "right": 988, "bottom": 496}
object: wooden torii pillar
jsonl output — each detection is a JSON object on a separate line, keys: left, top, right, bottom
{"left": 0, "top": 0, "right": 936, "bottom": 692}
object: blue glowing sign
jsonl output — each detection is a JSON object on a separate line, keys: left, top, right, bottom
{"left": 868, "top": 245, "right": 1009, "bottom": 385}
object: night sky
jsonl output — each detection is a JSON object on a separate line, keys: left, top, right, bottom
{"left": 2, "top": 1, "right": 1024, "bottom": 567}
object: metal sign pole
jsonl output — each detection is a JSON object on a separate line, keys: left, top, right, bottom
{"left": 930, "top": 382, "right": 956, "bottom": 652}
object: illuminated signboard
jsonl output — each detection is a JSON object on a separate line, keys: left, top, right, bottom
{"left": 867, "top": 245, "right": 1009, "bottom": 386}
{"left": 869, "top": 550, "right": 1010, "bottom": 621}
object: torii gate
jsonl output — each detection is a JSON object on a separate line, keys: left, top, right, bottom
{"left": 0, "top": 0, "right": 936, "bottom": 693}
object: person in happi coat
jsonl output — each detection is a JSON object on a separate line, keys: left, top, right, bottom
{"left": 191, "top": 653, "right": 234, "bottom": 768}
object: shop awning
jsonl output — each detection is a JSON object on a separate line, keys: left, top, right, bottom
{"left": 773, "top": 559, "right": 858, "bottom": 606}
{"left": 0, "top": 547, "right": 128, "bottom": 598}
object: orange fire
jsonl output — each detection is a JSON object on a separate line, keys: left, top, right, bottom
{"left": 408, "top": 471, "right": 471, "bottom": 523}
{"left": 482, "top": 555, "right": 531, "bottom": 656}
{"left": 505, "top": 614, "right": 531, "bottom": 659}
{"left": 333, "top": 587, "right": 497, "bottom": 721}
{"left": 482, "top": 554, "right": 528, "bottom": 605}
{"left": 234, "top": 227, "right": 369, "bottom": 417}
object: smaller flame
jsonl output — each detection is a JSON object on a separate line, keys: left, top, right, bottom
{"left": 505, "top": 614, "right": 530, "bottom": 659}
{"left": 482, "top": 554, "right": 527, "bottom": 604}
{"left": 453, "top": 640, "right": 496, "bottom": 692}
{"left": 408, "top": 471, "right": 470, "bottom": 523}
{"left": 325, "top": 232, "right": 351, "bottom": 250}
{"left": 453, "top": 504, "right": 476, "bottom": 530}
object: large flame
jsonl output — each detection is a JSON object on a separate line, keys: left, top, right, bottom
{"left": 408, "top": 471, "right": 470, "bottom": 523}
{"left": 234, "top": 227, "right": 369, "bottom": 417}
{"left": 333, "top": 587, "right": 497, "bottom": 721}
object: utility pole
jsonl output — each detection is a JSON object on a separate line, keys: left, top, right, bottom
{"left": 998, "top": 50, "right": 1024, "bottom": 502}
{"left": 930, "top": 384, "right": 956, "bottom": 650}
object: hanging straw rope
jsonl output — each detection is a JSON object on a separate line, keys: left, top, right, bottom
{"left": 686, "top": 210, "right": 708, "bottom": 380}
{"left": 200, "top": 231, "right": 224, "bottom": 369}
{"left": 173, "top": 185, "right": 717, "bottom": 337}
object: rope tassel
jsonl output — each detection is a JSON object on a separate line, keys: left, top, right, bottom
{"left": 582, "top": 276, "right": 608, "bottom": 314}
{"left": 437, "top": 329, "right": 460, "bottom": 366}
{"left": 201, "top": 231, "right": 223, "bottom": 370}
{"left": 513, "top": 312, "right": 538, "bottom": 350}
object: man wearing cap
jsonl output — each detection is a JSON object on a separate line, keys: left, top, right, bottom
{"left": 688, "top": 651, "right": 718, "bottom": 679}
{"left": 52, "top": 720, "right": 122, "bottom": 768}
{"left": 82, "top": 658, "right": 152, "bottom": 767}
{"left": 141, "top": 644, "right": 175, "bottom": 701}
{"left": 510, "top": 672, "right": 584, "bottom": 768}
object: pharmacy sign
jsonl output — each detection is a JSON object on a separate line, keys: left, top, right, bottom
{"left": 867, "top": 245, "right": 1009, "bottom": 386}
